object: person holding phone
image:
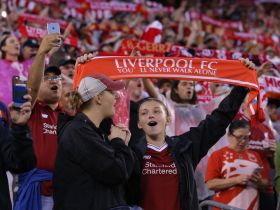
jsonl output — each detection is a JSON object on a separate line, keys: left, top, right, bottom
{"left": 0, "top": 32, "right": 33, "bottom": 105}
{"left": 205, "top": 120, "right": 269, "bottom": 210}
{"left": 14, "top": 32, "right": 63, "bottom": 210}
{"left": 0, "top": 96, "right": 36, "bottom": 210}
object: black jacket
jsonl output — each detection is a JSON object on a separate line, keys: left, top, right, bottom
{"left": 53, "top": 113, "right": 136, "bottom": 210}
{"left": 0, "top": 124, "right": 36, "bottom": 210}
{"left": 127, "top": 86, "right": 249, "bottom": 210}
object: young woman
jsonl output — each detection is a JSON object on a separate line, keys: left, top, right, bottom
{"left": 205, "top": 120, "right": 268, "bottom": 210}
{"left": 127, "top": 83, "right": 250, "bottom": 210}
{"left": 53, "top": 72, "right": 136, "bottom": 210}
{"left": 0, "top": 33, "right": 33, "bottom": 105}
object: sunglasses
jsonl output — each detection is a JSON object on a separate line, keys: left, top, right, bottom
{"left": 44, "top": 75, "right": 62, "bottom": 81}
{"left": 231, "top": 133, "right": 250, "bottom": 141}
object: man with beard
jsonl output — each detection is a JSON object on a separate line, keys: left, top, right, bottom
{"left": 15, "top": 33, "right": 63, "bottom": 210}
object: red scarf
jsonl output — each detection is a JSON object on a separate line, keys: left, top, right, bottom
{"left": 73, "top": 56, "right": 265, "bottom": 121}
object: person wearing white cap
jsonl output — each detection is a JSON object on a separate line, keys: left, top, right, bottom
{"left": 53, "top": 73, "right": 137, "bottom": 210}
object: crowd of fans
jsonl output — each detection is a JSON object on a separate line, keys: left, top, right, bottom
{"left": 0, "top": 0, "right": 280, "bottom": 210}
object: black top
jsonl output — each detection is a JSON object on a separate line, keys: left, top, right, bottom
{"left": 53, "top": 113, "right": 136, "bottom": 210}
{"left": 129, "top": 101, "right": 144, "bottom": 141}
{"left": 0, "top": 124, "right": 36, "bottom": 210}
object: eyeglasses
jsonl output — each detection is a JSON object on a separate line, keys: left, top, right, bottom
{"left": 44, "top": 75, "right": 62, "bottom": 81}
{"left": 231, "top": 133, "right": 250, "bottom": 141}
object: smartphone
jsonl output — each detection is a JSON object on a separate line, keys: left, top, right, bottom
{"left": 47, "top": 23, "right": 60, "bottom": 34}
{"left": 12, "top": 76, "right": 27, "bottom": 108}
{"left": 253, "top": 167, "right": 263, "bottom": 174}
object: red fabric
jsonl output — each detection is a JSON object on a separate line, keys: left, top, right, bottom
{"left": 188, "top": 11, "right": 243, "bottom": 30}
{"left": 141, "top": 144, "right": 180, "bottom": 210}
{"left": 28, "top": 101, "right": 59, "bottom": 196}
{"left": 141, "top": 21, "right": 162, "bottom": 44}
{"left": 249, "top": 121, "right": 275, "bottom": 193}
{"left": 18, "top": 25, "right": 79, "bottom": 48}
{"left": 74, "top": 56, "right": 264, "bottom": 121}
{"left": 119, "top": 39, "right": 266, "bottom": 63}
{"left": 205, "top": 147, "right": 268, "bottom": 210}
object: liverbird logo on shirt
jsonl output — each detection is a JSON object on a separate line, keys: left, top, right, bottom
{"left": 222, "top": 158, "right": 260, "bottom": 179}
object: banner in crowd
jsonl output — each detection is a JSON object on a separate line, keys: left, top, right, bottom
{"left": 88, "top": 23, "right": 140, "bottom": 37}
{"left": 18, "top": 13, "right": 68, "bottom": 29}
{"left": 18, "top": 25, "right": 79, "bottom": 47}
{"left": 186, "top": 11, "right": 243, "bottom": 31}
{"left": 119, "top": 39, "right": 266, "bottom": 63}
{"left": 260, "top": 75, "right": 280, "bottom": 98}
{"left": 225, "top": 31, "right": 279, "bottom": 46}
{"left": 74, "top": 56, "right": 264, "bottom": 121}
{"left": 67, "top": 0, "right": 174, "bottom": 13}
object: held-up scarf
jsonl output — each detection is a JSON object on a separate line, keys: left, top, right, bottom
{"left": 73, "top": 56, "right": 265, "bottom": 121}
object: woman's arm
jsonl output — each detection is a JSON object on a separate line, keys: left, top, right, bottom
{"left": 206, "top": 175, "right": 250, "bottom": 191}
{"left": 177, "top": 86, "right": 249, "bottom": 166}
{"left": 61, "top": 126, "right": 136, "bottom": 185}
{"left": 1, "top": 124, "right": 36, "bottom": 173}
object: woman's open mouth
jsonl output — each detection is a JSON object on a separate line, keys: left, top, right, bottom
{"left": 148, "top": 121, "right": 158, "bottom": 127}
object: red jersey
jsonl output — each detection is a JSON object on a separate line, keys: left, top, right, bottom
{"left": 141, "top": 143, "right": 181, "bottom": 210}
{"left": 205, "top": 147, "right": 268, "bottom": 210}
{"left": 28, "top": 101, "right": 60, "bottom": 196}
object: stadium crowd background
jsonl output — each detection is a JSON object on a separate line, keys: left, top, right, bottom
{"left": 0, "top": 0, "right": 280, "bottom": 210}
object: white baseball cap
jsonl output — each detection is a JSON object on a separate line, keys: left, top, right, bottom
{"left": 78, "top": 74, "right": 125, "bottom": 102}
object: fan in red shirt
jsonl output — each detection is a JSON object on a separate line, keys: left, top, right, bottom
{"left": 205, "top": 120, "right": 269, "bottom": 210}
{"left": 21, "top": 34, "right": 63, "bottom": 210}
{"left": 237, "top": 99, "right": 277, "bottom": 209}
{"left": 141, "top": 143, "right": 180, "bottom": 210}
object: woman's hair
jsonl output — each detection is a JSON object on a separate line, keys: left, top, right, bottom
{"left": 0, "top": 33, "right": 11, "bottom": 59}
{"left": 137, "top": 97, "right": 170, "bottom": 121}
{"left": 170, "top": 80, "right": 197, "bottom": 104}
{"left": 228, "top": 120, "right": 251, "bottom": 135}
{"left": 68, "top": 91, "right": 90, "bottom": 112}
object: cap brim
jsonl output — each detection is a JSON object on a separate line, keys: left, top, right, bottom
{"left": 59, "top": 59, "right": 76, "bottom": 67}
{"left": 44, "top": 66, "right": 61, "bottom": 75}
{"left": 106, "top": 80, "right": 125, "bottom": 91}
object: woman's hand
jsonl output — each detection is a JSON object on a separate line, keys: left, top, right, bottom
{"left": 239, "top": 58, "right": 256, "bottom": 70}
{"left": 108, "top": 125, "right": 129, "bottom": 145}
{"left": 116, "top": 124, "right": 131, "bottom": 146}
{"left": 234, "top": 174, "right": 251, "bottom": 185}
{"left": 9, "top": 94, "right": 32, "bottom": 125}
{"left": 250, "top": 172, "right": 262, "bottom": 183}
{"left": 75, "top": 53, "right": 97, "bottom": 66}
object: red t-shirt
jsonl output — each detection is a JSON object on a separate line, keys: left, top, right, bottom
{"left": 28, "top": 101, "right": 59, "bottom": 196}
{"left": 205, "top": 147, "right": 267, "bottom": 210}
{"left": 235, "top": 114, "right": 275, "bottom": 193}
{"left": 141, "top": 143, "right": 181, "bottom": 210}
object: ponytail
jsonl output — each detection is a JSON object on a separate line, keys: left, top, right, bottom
{"left": 69, "top": 91, "right": 83, "bottom": 112}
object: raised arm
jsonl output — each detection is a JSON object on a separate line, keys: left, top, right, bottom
{"left": 177, "top": 86, "right": 249, "bottom": 166}
{"left": 142, "top": 78, "right": 159, "bottom": 98}
{"left": 27, "top": 34, "right": 63, "bottom": 107}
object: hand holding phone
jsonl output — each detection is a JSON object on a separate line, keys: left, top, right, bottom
{"left": 12, "top": 76, "right": 27, "bottom": 108}
{"left": 253, "top": 167, "right": 263, "bottom": 175}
